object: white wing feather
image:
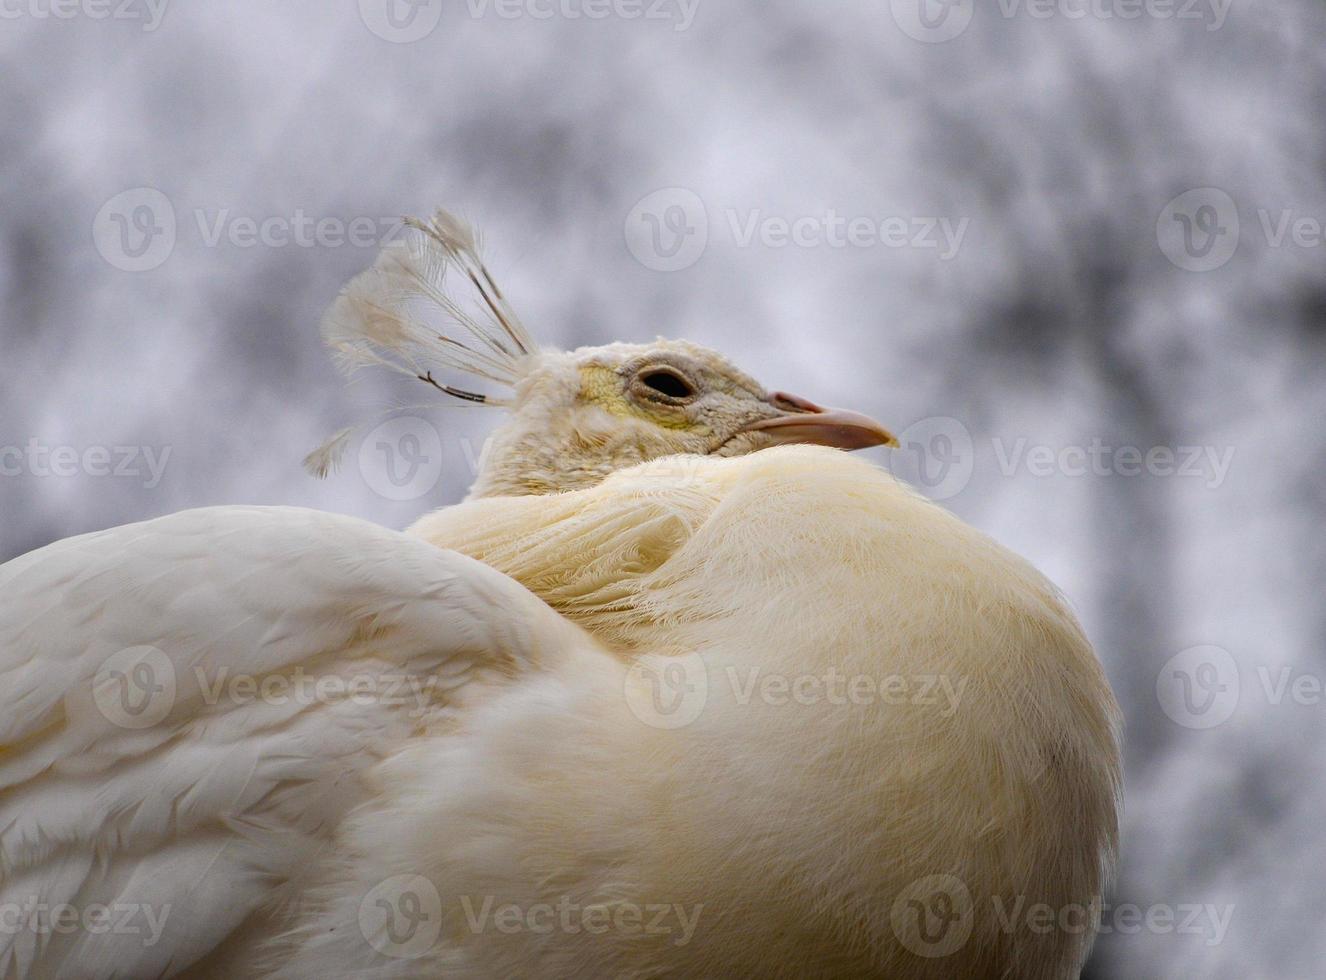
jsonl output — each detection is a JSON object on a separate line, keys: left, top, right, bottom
{"left": 0, "top": 506, "right": 585, "bottom": 980}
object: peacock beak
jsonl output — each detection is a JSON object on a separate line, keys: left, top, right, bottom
{"left": 741, "top": 391, "right": 899, "bottom": 451}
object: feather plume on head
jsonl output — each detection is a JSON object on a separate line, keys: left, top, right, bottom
{"left": 303, "top": 209, "right": 537, "bottom": 478}
{"left": 307, "top": 207, "right": 897, "bottom": 497}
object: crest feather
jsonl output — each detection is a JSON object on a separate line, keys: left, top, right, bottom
{"left": 305, "top": 209, "right": 536, "bottom": 478}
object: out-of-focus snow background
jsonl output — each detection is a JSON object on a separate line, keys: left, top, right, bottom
{"left": 2, "top": 1, "right": 1323, "bottom": 975}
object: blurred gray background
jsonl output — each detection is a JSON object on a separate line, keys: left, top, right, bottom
{"left": 2, "top": 1, "right": 1324, "bottom": 976}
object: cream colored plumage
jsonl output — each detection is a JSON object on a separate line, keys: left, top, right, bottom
{"left": 0, "top": 213, "right": 1120, "bottom": 979}
{"left": 395, "top": 448, "right": 1121, "bottom": 978}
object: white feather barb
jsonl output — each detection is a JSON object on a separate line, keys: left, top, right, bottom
{"left": 301, "top": 427, "right": 354, "bottom": 480}
{"left": 321, "top": 209, "right": 536, "bottom": 393}
{"left": 306, "top": 209, "right": 534, "bottom": 478}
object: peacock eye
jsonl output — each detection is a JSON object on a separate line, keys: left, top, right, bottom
{"left": 638, "top": 369, "right": 697, "bottom": 400}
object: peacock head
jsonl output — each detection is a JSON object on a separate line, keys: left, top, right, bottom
{"left": 307, "top": 210, "right": 896, "bottom": 499}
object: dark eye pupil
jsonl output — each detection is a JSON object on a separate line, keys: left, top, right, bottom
{"left": 641, "top": 371, "right": 695, "bottom": 398}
